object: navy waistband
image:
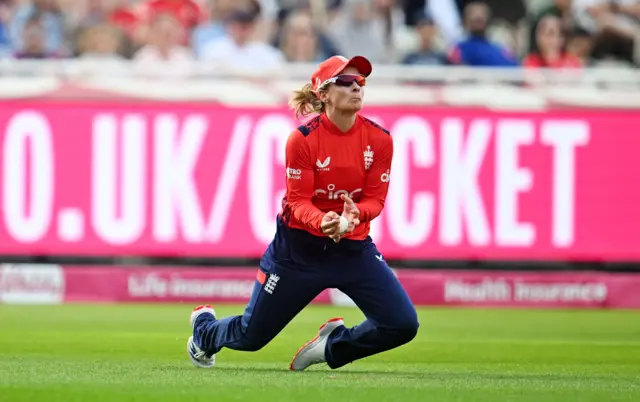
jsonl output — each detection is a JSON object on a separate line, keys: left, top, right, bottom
{"left": 276, "top": 215, "right": 371, "bottom": 253}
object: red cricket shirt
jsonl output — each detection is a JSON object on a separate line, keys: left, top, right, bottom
{"left": 522, "top": 53, "right": 583, "bottom": 69}
{"left": 280, "top": 113, "right": 393, "bottom": 241}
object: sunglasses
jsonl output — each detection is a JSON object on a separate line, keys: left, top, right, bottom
{"left": 322, "top": 74, "right": 366, "bottom": 89}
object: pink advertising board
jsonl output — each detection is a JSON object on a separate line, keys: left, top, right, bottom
{"left": 1, "top": 265, "right": 639, "bottom": 308}
{"left": 0, "top": 103, "right": 639, "bottom": 261}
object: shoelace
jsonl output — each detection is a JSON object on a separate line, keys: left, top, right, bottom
{"left": 191, "top": 344, "right": 213, "bottom": 360}
{"left": 193, "top": 350, "right": 208, "bottom": 359}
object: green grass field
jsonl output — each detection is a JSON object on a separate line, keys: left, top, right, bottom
{"left": 0, "top": 305, "right": 639, "bottom": 401}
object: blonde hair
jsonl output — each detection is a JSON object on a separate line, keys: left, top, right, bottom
{"left": 289, "top": 83, "right": 325, "bottom": 119}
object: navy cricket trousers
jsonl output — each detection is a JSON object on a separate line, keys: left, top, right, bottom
{"left": 192, "top": 217, "right": 419, "bottom": 369}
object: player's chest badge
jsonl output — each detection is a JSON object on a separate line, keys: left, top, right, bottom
{"left": 364, "top": 145, "right": 374, "bottom": 170}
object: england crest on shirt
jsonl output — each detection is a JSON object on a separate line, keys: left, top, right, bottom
{"left": 364, "top": 145, "right": 374, "bottom": 170}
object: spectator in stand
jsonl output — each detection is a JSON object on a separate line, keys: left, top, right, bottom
{"left": 191, "top": 0, "right": 237, "bottom": 57}
{"left": 471, "top": 0, "right": 526, "bottom": 26}
{"left": 133, "top": 12, "right": 194, "bottom": 77}
{"left": 448, "top": 1, "right": 518, "bottom": 66}
{"left": 278, "top": 9, "right": 328, "bottom": 62}
{"left": 573, "top": 0, "right": 640, "bottom": 65}
{"left": 567, "top": 26, "right": 595, "bottom": 65}
{"left": 77, "top": 23, "right": 125, "bottom": 60}
{"left": 142, "top": 0, "right": 206, "bottom": 44}
{"left": 461, "top": 0, "right": 527, "bottom": 54}
{"left": 10, "top": 0, "right": 68, "bottom": 55}
{"left": 404, "top": 0, "right": 464, "bottom": 46}
{"left": 529, "top": 0, "right": 575, "bottom": 51}
{"left": 75, "top": 0, "right": 143, "bottom": 47}
{"left": 200, "top": 7, "right": 284, "bottom": 72}
{"left": 14, "top": 14, "right": 60, "bottom": 58}
{"left": 76, "top": 23, "right": 129, "bottom": 75}
{"left": 0, "top": 0, "right": 11, "bottom": 57}
{"left": 402, "top": 11, "right": 447, "bottom": 65}
{"left": 523, "top": 15, "right": 582, "bottom": 68}
{"left": 272, "top": 0, "right": 341, "bottom": 60}
{"left": 327, "top": 0, "right": 395, "bottom": 63}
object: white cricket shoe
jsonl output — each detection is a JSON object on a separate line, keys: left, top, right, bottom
{"left": 187, "top": 304, "right": 217, "bottom": 368}
{"left": 289, "top": 317, "right": 344, "bottom": 371}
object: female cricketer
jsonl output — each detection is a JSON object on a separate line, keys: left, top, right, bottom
{"left": 187, "top": 55, "right": 419, "bottom": 371}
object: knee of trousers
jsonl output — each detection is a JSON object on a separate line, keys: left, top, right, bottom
{"left": 379, "top": 317, "right": 419, "bottom": 346}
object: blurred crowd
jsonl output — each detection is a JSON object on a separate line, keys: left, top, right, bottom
{"left": 0, "top": 0, "right": 639, "bottom": 72}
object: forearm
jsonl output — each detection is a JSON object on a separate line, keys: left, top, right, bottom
{"left": 356, "top": 199, "right": 384, "bottom": 223}
{"left": 290, "top": 201, "right": 325, "bottom": 231}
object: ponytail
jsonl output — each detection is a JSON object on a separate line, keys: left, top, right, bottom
{"left": 289, "top": 83, "right": 325, "bottom": 119}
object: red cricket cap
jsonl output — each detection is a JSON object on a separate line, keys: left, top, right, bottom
{"left": 311, "top": 55, "right": 373, "bottom": 93}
